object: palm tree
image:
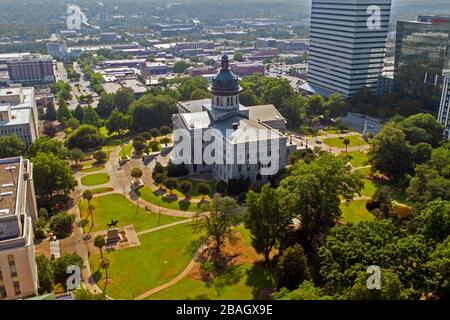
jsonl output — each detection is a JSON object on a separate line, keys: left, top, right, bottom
{"left": 343, "top": 137, "right": 350, "bottom": 155}
{"left": 101, "top": 257, "right": 110, "bottom": 290}
{"left": 94, "top": 235, "right": 106, "bottom": 259}
{"left": 82, "top": 190, "right": 93, "bottom": 208}
{"left": 88, "top": 204, "right": 95, "bottom": 228}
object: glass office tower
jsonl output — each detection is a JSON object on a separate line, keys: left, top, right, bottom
{"left": 306, "top": 0, "right": 392, "bottom": 98}
{"left": 394, "top": 17, "right": 450, "bottom": 114}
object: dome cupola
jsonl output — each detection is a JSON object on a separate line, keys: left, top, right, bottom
{"left": 210, "top": 55, "right": 241, "bottom": 110}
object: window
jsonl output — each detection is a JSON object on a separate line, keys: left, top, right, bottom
{"left": 8, "top": 255, "right": 17, "bottom": 277}
{"left": 13, "top": 281, "right": 20, "bottom": 295}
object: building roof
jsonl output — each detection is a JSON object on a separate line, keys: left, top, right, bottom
{"left": 0, "top": 157, "right": 20, "bottom": 219}
{"left": 179, "top": 99, "right": 210, "bottom": 113}
{"left": 247, "top": 104, "right": 286, "bottom": 123}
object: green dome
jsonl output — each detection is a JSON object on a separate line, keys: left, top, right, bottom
{"left": 210, "top": 55, "right": 241, "bottom": 96}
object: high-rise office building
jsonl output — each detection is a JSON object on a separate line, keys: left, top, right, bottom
{"left": 437, "top": 69, "right": 450, "bottom": 139}
{"left": 0, "top": 156, "right": 39, "bottom": 300}
{"left": 7, "top": 54, "right": 55, "bottom": 85}
{"left": 394, "top": 17, "right": 450, "bottom": 114}
{"left": 303, "top": 0, "right": 392, "bottom": 98}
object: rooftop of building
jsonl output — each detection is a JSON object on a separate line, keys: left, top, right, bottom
{"left": 0, "top": 106, "right": 31, "bottom": 126}
{"left": 0, "top": 85, "right": 34, "bottom": 108}
{"left": 120, "top": 78, "right": 148, "bottom": 94}
{"left": 0, "top": 157, "right": 20, "bottom": 218}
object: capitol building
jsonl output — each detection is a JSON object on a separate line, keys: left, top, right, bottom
{"left": 172, "top": 55, "right": 295, "bottom": 182}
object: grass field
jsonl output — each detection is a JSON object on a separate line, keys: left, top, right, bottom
{"left": 89, "top": 222, "right": 201, "bottom": 300}
{"left": 341, "top": 151, "right": 369, "bottom": 168}
{"left": 78, "top": 193, "right": 185, "bottom": 233}
{"left": 88, "top": 187, "right": 114, "bottom": 195}
{"left": 80, "top": 173, "right": 110, "bottom": 186}
{"left": 340, "top": 200, "right": 375, "bottom": 224}
{"left": 147, "top": 264, "right": 274, "bottom": 300}
{"left": 136, "top": 186, "right": 204, "bottom": 212}
{"left": 323, "top": 135, "right": 368, "bottom": 149}
{"left": 81, "top": 165, "right": 105, "bottom": 173}
{"left": 120, "top": 143, "right": 133, "bottom": 158}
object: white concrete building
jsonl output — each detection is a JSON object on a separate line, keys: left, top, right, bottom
{"left": 172, "top": 55, "right": 295, "bottom": 182}
{"left": 438, "top": 69, "right": 450, "bottom": 139}
{"left": 0, "top": 85, "right": 39, "bottom": 146}
{"left": 0, "top": 157, "right": 39, "bottom": 300}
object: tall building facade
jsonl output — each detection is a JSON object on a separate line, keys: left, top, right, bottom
{"left": 394, "top": 17, "right": 450, "bottom": 114}
{"left": 0, "top": 85, "right": 39, "bottom": 146}
{"left": 7, "top": 54, "right": 55, "bottom": 85}
{"left": 437, "top": 69, "right": 450, "bottom": 139}
{"left": 0, "top": 157, "right": 39, "bottom": 300}
{"left": 306, "top": 0, "right": 392, "bottom": 97}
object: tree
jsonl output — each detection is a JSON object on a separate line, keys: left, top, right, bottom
{"left": 46, "top": 101, "right": 57, "bottom": 121}
{"left": 70, "top": 148, "right": 85, "bottom": 167}
{"left": 163, "top": 177, "right": 178, "bottom": 195}
{"left": 325, "top": 93, "right": 346, "bottom": 118}
{"left": 306, "top": 95, "right": 325, "bottom": 115}
{"left": 43, "top": 122, "right": 57, "bottom": 137}
{"left": 215, "top": 180, "right": 227, "bottom": 195}
{"left": 97, "top": 93, "right": 115, "bottom": 118}
{"left": 57, "top": 99, "right": 71, "bottom": 125}
{"left": 153, "top": 161, "right": 165, "bottom": 175}
{"left": 371, "top": 186, "right": 394, "bottom": 220}
{"left": 131, "top": 167, "right": 143, "bottom": 180}
{"left": 133, "top": 138, "right": 147, "bottom": 155}
{"left": 415, "top": 199, "right": 450, "bottom": 243}
{"left": 425, "top": 236, "right": 450, "bottom": 299}
{"left": 105, "top": 111, "right": 131, "bottom": 137}
{"left": 52, "top": 253, "right": 84, "bottom": 284}
{"left": 173, "top": 60, "right": 188, "bottom": 74}
{"left": 401, "top": 113, "right": 445, "bottom": 147}
{"left": 368, "top": 123, "right": 413, "bottom": 178}
{"left": 160, "top": 125, "right": 171, "bottom": 136}
{"left": 193, "top": 196, "right": 239, "bottom": 260}
{"left": 82, "top": 106, "right": 100, "bottom": 127}
{"left": 276, "top": 244, "right": 311, "bottom": 290}
{"left": 36, "top": 255, "right": 54, "bottom": 294}
{"left": 94, "top": 235, "right": 106, "bottom": 259}
{"left": 245, "top": 185, "right": 291, "bottom": 264}
{"left": 101, "top": 257, "right": 110, "bottom": 283}
{"left": 150, "top": 128, "right": 160, "bottom": 140}
{"left": 429, "top": 146, "right": 450, "bottom": 178}
{"left": 49, "top": 211, "right": 75, "bottom": 238}
{"left": 66, "top": 117, "right": 80, "bottom": 130}
{"left": 234, "top": 51, "right": 244, "bottom": 62}
{"left": 190, "top": 88, "right": 210, "bottom": 100}
{"left": 93, "top": 150, "right": 107, "bottom": 163}
{"left": 67, "top": 125, "right": 103, "bottom": 150}
{"left": 197, "top": 182, "right": 211, "bottom": 201}
{"left": 154, "top": 173, "right": 167, "bottom": 189}
{"left": 73, "top": 104, "right": 84, "bottom": 122}
{"left": 130, "top": 94, "right": 177, "bottom": 132}
{"left": 407, "top": 165, "right": 450, "bottom": 208}
{"left": 82, "top": 190, "right": 93, "bottom": 206}
{"left": 29, "top": 137, "right": 70, "bottom": 159}
{"left": 113, "top": 87, "right": 134, "bottom": 112}
{"left": 0, "top": 135, "right": 27, "bottom": 158}
{"left": 319, "top": 220, "right": 428, "bottom": 296}
{"left": 73, "top": 288, "right": 106, "bottom": 300}
{"left": 343, "top": 269, "right": 408, "bottom": 300}
{"left": 412, "top": 142, "right": 432, "bottom": 165}
{"left": 32, "top": 153, "right": 77, "bottom": 198}
{"left": 179, "top": 180, "right": 192, "bottom": 198}
{"left": 274, "top": 281, "right": 331, "bottom": 300}
{"left": 278, "top": 154, "right": 363, "bottom": 250}
{"left": 343, "top": 137, "right": 350, "bottom": 154}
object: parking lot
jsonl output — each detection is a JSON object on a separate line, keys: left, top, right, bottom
{"left": 342, "top": 112, "right": 382, "bottom": 134}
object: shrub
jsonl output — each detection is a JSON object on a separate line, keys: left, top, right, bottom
{"left": 93, "top": 150, "right": 107, "bottom": 163}
{"left": 34, "top": 228, "right": 46, "bottom": 240}
{"left": 49, "top": 212, "right": 75, "bottom": 239}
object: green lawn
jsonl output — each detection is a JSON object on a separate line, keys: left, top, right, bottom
{"left": 120, "top": 143, "right": 133, "bottom": 158}
{"left": 323, "top": 135, "right": 368, "bottom": 148}
{"left": 89, "top": 222, "right": 201, "bottom": 300}
{"left": 147, "top": 264, "right": 274, "bottom": 300}
{"left": 80, "top": 173, "right": 110, "bottom": 186}
{"left": 235, "top": 224, "right": 252, "bottom": 247}
{"left": 340, "top": 200, "right": 375, "bottom": 224}
{"left": 166, "top": 179, "right": 216, "bottom": 200}
{"left": 136, "top": 186, "right": 204, "bottom": 212}
{"left": 341, "top": 151, "right": 369, "bottom": 168}
{"left": 78, "top": 193, "right": 185, "bottom": 233}
{"left": 88, "top": 187, "right": 114, "bottom": 195}
{"left": 81, "top": 165, "right": 105, "bottom": 173}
